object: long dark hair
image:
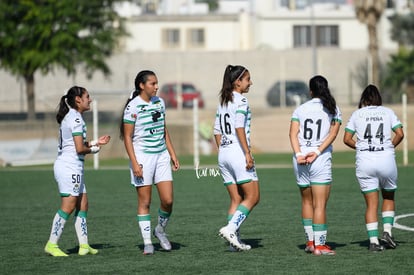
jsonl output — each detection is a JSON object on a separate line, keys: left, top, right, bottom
{"left": 358, "top": 84, "right": 382, "bottom": 108}
{"left": 219, "top": 65, "right": 247, "bottom": 106}
{"left": 56, "top": 86, "right": 86, "bottom": 124}
{"left": 119, "top": 70, "right": 156, "bottom": 140}
{"left": 309, "top": 75, "right": 337, "bottom": 115}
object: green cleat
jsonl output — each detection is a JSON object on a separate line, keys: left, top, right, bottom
{"left": 44, "top": 241, "right": 68, "bottom": 257}
{"left": 78, "top": 244, "right": 99, "bottom": 256}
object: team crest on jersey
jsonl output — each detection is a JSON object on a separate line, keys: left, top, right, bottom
{"left": 151, "top": 111, "right": 161, "bottom": 122}
{"left": 73, "top": 183, "right": 80, "bottom": 194}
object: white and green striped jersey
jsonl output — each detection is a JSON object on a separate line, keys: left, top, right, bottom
{"left": 214, "top": 91, "right": 251, "bottom": 148}
{"left": 57, "top": 108, "right": 87, "bottom": 162}
{"left": 291, "top": 98, "right": 342, "bottom": 150}
{"left": 345, "top": 105, "right": 402, "bottom": 152}
{"left": 123, "top": 95, "right": 167, "bottom": 154}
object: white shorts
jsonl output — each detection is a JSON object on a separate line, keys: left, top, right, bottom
{"left": 293, "top": 151, "right": 332, "bottom": 187}
{"left": 218, "top": 145, "right": 258, "bottom": 186}
{"left": 54, "top": 159, "right": 85, "bottom": 197}
{"left": 130, "top": 150, "right": 173, "bottom": 187}
{"left": 356, "top": 151, "right": 398, "bottom": 193}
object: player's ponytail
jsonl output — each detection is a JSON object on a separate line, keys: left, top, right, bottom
{"left": 56, "top": 86, "right": 86, "bottom": 124}
{"left": 119, "top": 70, "right": 156, "bottom": 140}
{"left": 219, "top": 65, "right": 246, "bottom": 106}
{"left": 309, "top": 75, "right": 337, "bottom": 115}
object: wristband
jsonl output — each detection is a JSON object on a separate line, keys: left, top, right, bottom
{"left": 314, "top": 149, "right": 321, "bottom": 156}
{"left": 90, "top": 145, "right": 100, "bottom": 154}
{"left": 90, "top": 140, "right": 98, "bottom": 146}
{"left": 295, "top": 152, "right": 304, "bottom": 158}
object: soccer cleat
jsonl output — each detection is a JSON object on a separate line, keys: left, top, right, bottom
{"left": 229, "top": 242, "right": 252, "bottom": 252}
{"left": 304, "top": 241, "right": 315, "bottom": 253}
{"left": 153, "top": 225, "right": 172, "bottom": 251}
{"left": 229, "top": 230, "right": 251, "bottom": 252}
{"left": 44, "top": 241, "right": 68, "bottom": 257}
{"left": 369, "top": 243, "right": 385, "bottom": 252}
{"left": 219, "top": 226, "right": 247, "bottom": 251}
{"left": 380, "top": 232, "right": 397, "bottom": 249}
{"left": 313, "top": 245, "right": 335, "bottom": 256}
{"left": 78, "top": 244, "right": 98, "bottom": 256}
{"left": 143, "top": 244, "right": 154, "bottom": 255}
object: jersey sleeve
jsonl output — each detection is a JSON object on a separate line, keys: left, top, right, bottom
{"left": 123, "top": 101, "right": 138, "bottom": 124}
{"left": 214, "top": 109, "right": 221, "bottom": 135}
{"left": 334, "top": 106, "right": 342, "bottom": 124}
{"left": 71, "top": 113, "right": 84, "bottom": 136}
{"left": 235, "top": 97, "right": 248, "bottom": 128}
{"left": 390, "top": 109, "right": 402, "bottom": 131}
{"left": 291, "top": 108, "right": 300, "bottom": 122}
{"left": 344, "top": 111, "right": 356, "bottom": 134}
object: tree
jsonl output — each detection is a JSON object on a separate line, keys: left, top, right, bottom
{"left": 389, "top": 12, "right": 414, "bottom": 47}
{"left": 354, "top": 0, "right": 386, "bottom": 88}
{"left": 384, "top": 12, "right": 414, "bottom": 101}
{"left": 195, "top": 0, "right": 219, "bottom": 12}
{"left": 0, "top": 0, "right": 126, "bottom": 120}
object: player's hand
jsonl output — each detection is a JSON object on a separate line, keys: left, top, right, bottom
{"left": 132, "top": 162, "right": 143, "bottom": 178}
{"left": 295, "top": 152, "right": 307, "bottom": 165}
{"left": 98, "top": 135, "right": 111, "bottom": 145}
{"left": 171, "top": 156, "right": 180, "bottom": 171}
{"left": 245, "top": 152, "right": 254, "bottom": 170}
{"left": 305, "top": 151, "right": 318, "bottom": 164}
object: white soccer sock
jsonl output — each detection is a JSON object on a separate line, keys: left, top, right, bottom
{"left": 382, "top": 211, "right": 395, "bottom": 235}
{"left": 313, "top": 224, "right": 327, "bottom": 246}
{"left": 302, "top": 219, "right": 313, "bottom": 242}
{"left": 74, "top": 211, "right": 88, "bottom": 245}
{"left": 366, "top": 222, "right": 379, "bottom": 244}
{"left": 138, "top": 215, "right": 152, "bottom": 245}
{"left": 48, "top": 210, "right": 69, "bottom": 244}
{"left": 227, "top": 210, "right": 247, "bottom": 232}
{"left": 157, "top": 209, "right": 171, "bottom": 230}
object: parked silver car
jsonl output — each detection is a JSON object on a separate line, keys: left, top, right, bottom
{"left": 266, "top": 80, "right": 310, "bottom": 107}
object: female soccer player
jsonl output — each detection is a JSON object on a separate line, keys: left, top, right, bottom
{"left": 120, "top": 70, "right": 180, "bottom": 255}
{"left": 45, "top": 86, "right": 111, "bottom": 256}
{"left": 215, "top": 65, "right": 260, "bottom": 251}
{"left": 343, "top": 85, "right": 404, "bottom": 252}
{"left": 289, "top": 75, "right": 341, "bottom": 256}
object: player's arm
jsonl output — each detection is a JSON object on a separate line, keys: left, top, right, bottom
{"left": 289, "top": 120, "right": 306, "bottom": 165}
{"left": 213, "top": 112, "right": 222, "bottom": 148}
{"left": 123, "top": 122, "right": 143, "bottom": 177}
{"left": 214, "top": 134, "right": 221, "bottom": 149}
{"left": 74, "top": 135, "right": 99, "bottom": 154}
{"left": 392, "top": 127, "right": 404, "bottom": 148}
{"left": 343, "top": 130, "right": 356, "bottom": 149}
{"left": 318, "top": 120, "right": 341, "bottom": 153}
{"left": 165, "top": 124, "right": 180, "bottom": 171}
{"left": 306, "top": 120, "right": 341, "bottom": 164}
{"left": 235, "top": 127, "right": 253, "bottom": 169}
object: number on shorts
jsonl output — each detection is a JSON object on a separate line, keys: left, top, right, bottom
{"left": 71, "top": 174, "right": 81, "bottom": 183}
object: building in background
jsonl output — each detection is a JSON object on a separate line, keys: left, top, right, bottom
{"left": 116, "top": 0, "right": 403, "bottom": 53}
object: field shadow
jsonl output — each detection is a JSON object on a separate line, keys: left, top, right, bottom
{"left": 243, "top": 238, "right": 262, "bottom": 249}
{"left": 137, "top": 242, "right": 184, "bottom": 252}
{"left": 67, "top": 243, "right": 115, "bottom": 254}
{"left": 350, "top": 239, "right": 405, "bottom": 249}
